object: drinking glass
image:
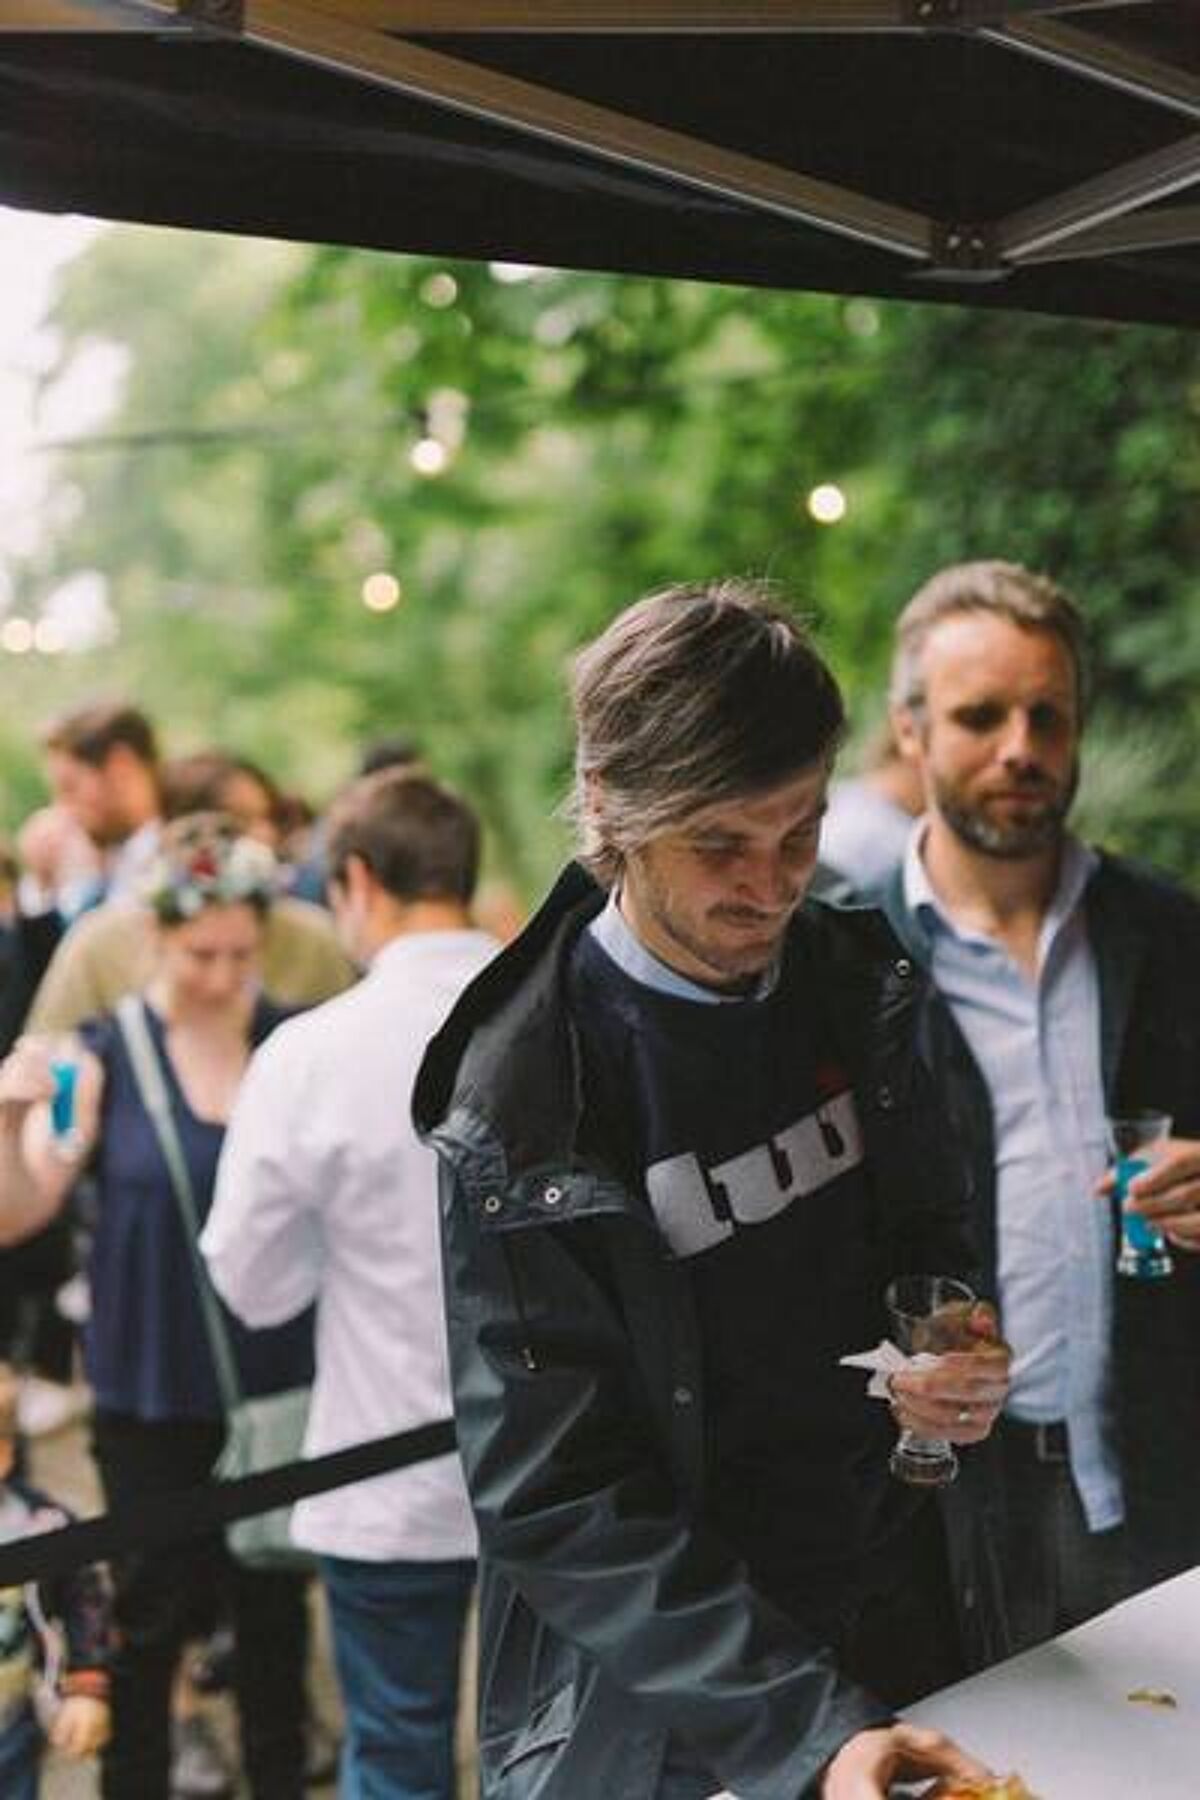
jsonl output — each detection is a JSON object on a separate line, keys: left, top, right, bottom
{"left": 1108, "top": 1111, "right": 1173, "bottom": 1280}
{"left": 884, "top": 1274, "right": 977, "bottom": 1487}
{"left": 47, "top": 1036, "right": 82, "bottom": 1162}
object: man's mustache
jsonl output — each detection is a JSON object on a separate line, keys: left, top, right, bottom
{"left": 987, "top": 769, "right": 1057, "bottom": 794}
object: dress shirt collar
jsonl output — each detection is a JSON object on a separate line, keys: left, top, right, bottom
{"left": 106, "top": 818, "right": 162, "bottom": 902}
{"left": 592, "top": 887, "right": 780, "bottom": 1005}
{"left": 368, "top": 928, "right": 496, "bottom": 980}
{"left": 903, "top": 823, "right": 1097, "bottom": 954}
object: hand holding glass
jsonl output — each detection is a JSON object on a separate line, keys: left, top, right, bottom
{"left": 884, "top": 1275, "right": 978, "bottom": 1487}
{"left": 1108, "top": 1112, "right": 1173, "bottom": 1280}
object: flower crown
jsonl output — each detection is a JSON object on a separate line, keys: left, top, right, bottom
{"left": 142, "top": 813, "right": 277, "bottom": 924}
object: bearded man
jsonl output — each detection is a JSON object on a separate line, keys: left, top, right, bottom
{"left": 883, "top": 559, "right": 1200, "bottom": 1654}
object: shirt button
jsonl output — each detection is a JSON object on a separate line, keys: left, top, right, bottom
{"left": 673, "top": 1385, "right": 694, "bottom": 1407}
{"left": 483, "top": 1195, "right": 502, "bottom": 1215}
{"left": 543, "top": 1185, "right": 563, "bottom": 1206}
{"left": 877, "top": 1085, "right": 895, "bottom": 1110}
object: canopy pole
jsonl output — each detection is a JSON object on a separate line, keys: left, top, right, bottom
{"left": 984, "top": 15, "right": 1200, "bottom": 122}
{"left": 138, "top": 0, "right": 937, "bottom": 260}
{"left": 999, "top": 134, "right": 1200, "bottom": 260}
{"left": 1015, "top": 202, "right": 1200, "bottom": 264}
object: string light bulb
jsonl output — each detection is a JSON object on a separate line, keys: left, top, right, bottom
{"left": 807, "top": 483, "right": 848, "bottom": 525}
{"left": 361, "top": 572, "right": 402, "bottom": 613}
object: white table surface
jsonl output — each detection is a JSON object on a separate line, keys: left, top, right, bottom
{"left": 707, "top": 1569, "right": 1200, "bottom": 1799}
{"left": 903, "top": 1567, "right": 1200, "bottom": 1797}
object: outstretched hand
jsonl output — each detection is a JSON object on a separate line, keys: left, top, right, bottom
{"left": 821, "top": 1722, "right": 992, "bottom": 1800}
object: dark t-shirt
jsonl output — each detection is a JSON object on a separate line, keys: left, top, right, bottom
{"left": 567, "top": 926, "right": 919, "bottom": 1627}
{"left": 79, "top": 998, "right": 313, "bottom": 1422}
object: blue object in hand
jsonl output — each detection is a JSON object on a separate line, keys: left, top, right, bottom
{"left": 1115, "top": 1154, "right": 1172, "bottom": 1279}
{"left": 49, "top": 1057, "right": 78, "bottom": 1141}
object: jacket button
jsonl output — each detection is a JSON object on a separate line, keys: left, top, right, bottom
{"left": 894, "top": 958, "right": 913, "bottom": 978}
{"left": 877, "top": 1085, "right": 895, "bottom": 1110}
{"left": 483, "top": 1195, "right": 502, "bottom": 1215}
{"left": 672, "top": 1385, "right": 694, "bottom": 1407}
{"left": 543, "top": 1185, "right": 563, "bottom": 1206}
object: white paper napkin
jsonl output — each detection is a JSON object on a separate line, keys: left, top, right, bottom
{"left": 839, "top": 1338, "right": 939, "bottom": 1399}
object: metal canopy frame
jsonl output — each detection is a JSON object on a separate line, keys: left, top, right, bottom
{"left": 6, "top": 0, "right": 1197, "bottom": 282}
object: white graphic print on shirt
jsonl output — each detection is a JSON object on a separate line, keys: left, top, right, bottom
{"left": 646, "top": 1088, "right": 864, "bottom": 1258}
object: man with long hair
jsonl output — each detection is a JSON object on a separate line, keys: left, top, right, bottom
{"left": 416, "top": 580, "right": 1010, "bottom": 1800}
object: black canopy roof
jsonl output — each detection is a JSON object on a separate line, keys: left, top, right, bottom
{"left": 0, "top": 2, "right": 1197, "bottom": 325}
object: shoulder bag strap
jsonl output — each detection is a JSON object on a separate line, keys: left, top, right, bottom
{"left": 115, "top": 995, "right": 243, "bottom": 1416}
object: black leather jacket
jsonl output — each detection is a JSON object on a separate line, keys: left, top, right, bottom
{"left": 415, "top": 865, "right": 977, "bottom": 1800}
{"left": 881, "top": 849, "right": 1200, "bottom": 1601}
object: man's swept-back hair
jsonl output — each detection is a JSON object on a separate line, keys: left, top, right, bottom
{"left": 571, "top": 578, "right": 845, "bottom": 885}
{"left": 890, "top": 560, "right": 1087, "bottom": 713}
{"left": 326, "top": 768, "right": 480, "bottom": 906}
{"left": 42, "top": 700, "right": 159, "bottom": 769}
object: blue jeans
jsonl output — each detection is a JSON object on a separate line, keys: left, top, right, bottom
{"left": 0, "top": 1706, "right": 40, "bottom": 1800}
{"left": 320, "top": 1554, "right": 475, "bottom": 1800}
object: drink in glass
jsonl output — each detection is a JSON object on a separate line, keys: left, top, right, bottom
{"left": 48, "top": 1038, "right": 82, "bottom": 1162}
{"left": 1108, "top": 1112, "right": 1173, "bottom": 1280}
{"left": 884, "top": 1274, "right": 977, "bottom": 1487}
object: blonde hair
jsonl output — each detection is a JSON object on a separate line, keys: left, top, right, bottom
{"left": 891, "top": 560, "right": 1087, "bottom": 714}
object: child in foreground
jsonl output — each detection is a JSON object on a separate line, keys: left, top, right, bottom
{"left": 0, "top": 1361, "right": 111, "bottom": 1797}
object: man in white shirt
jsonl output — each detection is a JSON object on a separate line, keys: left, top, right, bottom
{"left": 203, "top": 768, "right": 499, "bottom": 1800}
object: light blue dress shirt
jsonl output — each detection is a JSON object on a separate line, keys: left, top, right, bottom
{"left": 904, "top": 831, "right": 1123, "bottom": 1532}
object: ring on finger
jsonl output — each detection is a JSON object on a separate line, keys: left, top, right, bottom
{"left": 956, "top": 1406, "right": 972, "bottom": 1424}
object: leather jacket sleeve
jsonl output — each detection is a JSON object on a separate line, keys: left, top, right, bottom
{"left": 439, "top": 1154, "right": 893, "bottom": 1800}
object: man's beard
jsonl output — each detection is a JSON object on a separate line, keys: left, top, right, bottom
{"left": 639, "top": 872, "right": 796, "bottom": 989}
{"left": 934, "top": 764, "right": 1078, "bottom": 860}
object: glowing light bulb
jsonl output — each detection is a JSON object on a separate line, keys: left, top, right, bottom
{"left": 410, "top": 437, "right": 449, "bottom": 477}
{"left": 807, "top": 483, "right": 848, "bottom": 525}
{"left": 0, "top": 617, "right": 34, "bottom": 654}
{"left": 361, "top": 572, "right": 402, "bottom": 613}
{"left": 421, "top": 273, "right": 458, "bottom": 309}
{"left": 33, "top": 617, "right": 66, "bottom": 654}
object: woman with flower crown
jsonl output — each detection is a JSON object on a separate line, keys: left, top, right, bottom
{"left": 0, "top": 812, "right": 313, "bottom": 1800}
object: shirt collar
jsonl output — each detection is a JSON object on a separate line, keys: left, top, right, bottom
{"left": 904, "top": 821, "right": 1097, "bottom": 947}
{"left": 107, "top": 819, "right": 162, "bottom": 900}
{"left": 368, "top": 929, "right": 494, "bottom": 976}
{"left": 590, "top": 887, "right": 780, "bottom": 1006}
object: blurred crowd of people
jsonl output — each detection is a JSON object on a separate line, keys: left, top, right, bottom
{"left": 0, "top": 707, "right": 509, "bottom": 1799}
{"left": 0, "top": 558, "right": 1198, "bottom": 1800}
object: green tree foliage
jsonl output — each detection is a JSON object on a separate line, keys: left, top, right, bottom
{"left": 870, "top": 308, "right": 1200, "bottom": 869}
{"left": 7, "top": 227, "right": 1199, "bottom": 893}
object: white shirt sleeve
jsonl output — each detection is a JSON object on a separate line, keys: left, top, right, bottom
{"left": 202, "top": 1027, "right": 324, "bottom": 1328}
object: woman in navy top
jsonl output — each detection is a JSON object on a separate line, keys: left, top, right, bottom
{"left": 0, "top": 812, "right": 314, "bottom": 1800}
